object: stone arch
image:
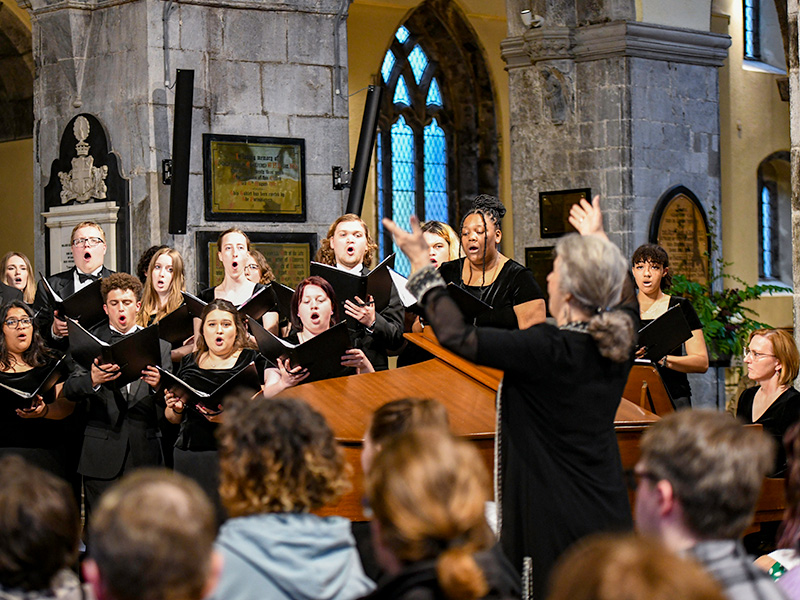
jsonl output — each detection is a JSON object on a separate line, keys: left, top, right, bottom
{"left": 0, "top": 5, "right": 32, "bottom": 141}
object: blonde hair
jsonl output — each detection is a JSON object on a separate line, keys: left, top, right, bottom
{"left": 70, "top": 220, "right": 105, "bottom": 243}
{"left": 137, "top": 247, "right": 186, "bottom": 327}
{"left": 1, "top": 252, "right": 36, "bottom": 303}
{"left": 315, "top": 214, "right": 378, "bottom": 268}
{"left": 366, "top": 430, "right": 493, "bottom": 600}
{"left": 749, "top": 328, "right": 799, "bottom": 386}
{"left": 421, "top": 221, "right": 460, "bottom": 262}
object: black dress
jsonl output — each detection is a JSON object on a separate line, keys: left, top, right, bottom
{"left": 172, "top": 348, "right": 264, "bottom": 518}
{"left": 0, "top": 360, "right": 69, "bottom": 479}
{"left": 639, "top": 296, "right": 702, "bottom": 407}
{"left": 439, "top": 259, "right": 544, "bottom": 329}
{"left": 737, "top": 386, "right": 800, "bottom": 477}
{"left": 415, "top": 283, "right": 633, "bottom": 599}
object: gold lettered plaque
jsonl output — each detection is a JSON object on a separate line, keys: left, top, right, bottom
{"left": 203, "top": 134, "right": 306, "bottom": 222}
{"left": 654, "top": 190, "right": 710, "bottom": 285}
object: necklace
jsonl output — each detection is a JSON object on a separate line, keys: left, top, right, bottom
{"left": 560, "top": 321, "right": 590, "bottom": 333}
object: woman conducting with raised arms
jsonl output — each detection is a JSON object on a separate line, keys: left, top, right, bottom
{"left": 382, "top": 197, "right": 636, "bottom": 599}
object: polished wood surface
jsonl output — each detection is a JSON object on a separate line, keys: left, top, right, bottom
{"left": 622, "top": 363, "right": 674, "bottom": 416}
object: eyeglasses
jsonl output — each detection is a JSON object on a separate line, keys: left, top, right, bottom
{"left": 743, "top": 348, "right": 776, "bottom": 360}
{"left": 244, "top": 264, "right": 260, "bottom": 271}
{"left": 4, "top": 317, "right": 33, "bottom": 329}
{"left": 71, "top": 237, "right": 105, "bottom": 248}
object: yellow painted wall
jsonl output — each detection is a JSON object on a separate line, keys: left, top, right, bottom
{"left": 0, "top": 0, "right": 34, "bottom": 262}
{"left": 714, "top": 3, "right": 793, "bottom": 328}
{"left": 347, "top": 0, "right": 515, "bottom": 256}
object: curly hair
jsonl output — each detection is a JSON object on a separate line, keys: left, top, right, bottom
{"left": 632, "top": 244, "right": 672, "bottom": 290}
{"left": 315, "top": 214, "right": 378, "bottom": 268}
{"left": 217, "top": 394, "right": 350, "bottom": 516}
{"left": 459, "top": 195, "right": 507, "bottom": 286}
{"left": 137, "top": 247, "right": 186, "bottom": 327}
{"left": 249, "top": 249, "right": 275, "bottom": 284}
{"left": 289, "top": 276, "right": 340, "bottom": 332}
{"left": 194, "top": 299, "right": 255, "bottom": 356}
{"left": 1, "top": 252, "right": 36, "bottom": 304}
{"left": 366, "top": 430, "right": 493, "bottom": 600}
{"left": 368, "top": 398, "right": 450, "bottom": 446}
{"left": 0, "top": 301, "right": 55, "bottom": 371}
{"left": 101, "top": 272, "right": 143, "bottom": 302}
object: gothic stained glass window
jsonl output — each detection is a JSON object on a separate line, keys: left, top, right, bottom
{"left": 376, "top": 27, "right": 450, "bottom": 275}
{"left": 744, "top": 0, "right": 760, "bottom": 60}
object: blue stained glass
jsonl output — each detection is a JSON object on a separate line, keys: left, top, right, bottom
{"left": 424, "top": 118, "right": 448, "bottom": 223}
{"left": 762, "top": 185, "right": 773, "bottom": 278}
{"left": 426, "top": 77, "right": 443, "bottom": 106}
{"left": 396, "top": 26, "right": 410, "bottom": 44}
{"left": 393, "top": 75, "right": 411, "bottom": 106}
{"left": 376, "top": 132, "right": 385, "bottom": 260}
{"left": 408, "top": 45, "right": 428, "bottom": 84}
{"left": 381, "top": 51, "right": 396, "bottom": 83}
{"left": 391, "top": 116, "right": 415, "bottom": 275}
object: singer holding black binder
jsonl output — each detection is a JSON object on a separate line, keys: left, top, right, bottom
{"left": 632, "top": 244, "right": 708, "bottom": 409}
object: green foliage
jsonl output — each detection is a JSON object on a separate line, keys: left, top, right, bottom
{"left": 667, "top": 272, "right": 789, "bottom": 360}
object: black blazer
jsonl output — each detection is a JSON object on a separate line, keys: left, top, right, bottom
{"left": 63, "top": 324, "right": 172, "bottom": 479}
{"left": 33, "top": 266, "right": 114, "bottom": 349}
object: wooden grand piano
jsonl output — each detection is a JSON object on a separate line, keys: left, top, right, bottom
{"left": 277, "top": 330, "right": 660, "bottom": 520}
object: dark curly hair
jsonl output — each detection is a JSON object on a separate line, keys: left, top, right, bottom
{"left": 459, "top": 195, "right": 508, "bottom": 287}
{"left": 631, "top": 244, "right": 672, "bottom": 291}
{"left": 0, "top": 301, "right": 55, "bottom": 371}
{"left": 195, "top": 299, "right": 255, "bottom": 356}
{"left": 217, "top": 394, "right": 350, "bottom": 516}
{"left": 289, "top": 276, "right": 340, "bottom": 331}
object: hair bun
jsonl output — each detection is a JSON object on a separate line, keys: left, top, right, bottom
{"left": 471, "top": 195, "right": 506, "bottom": 220}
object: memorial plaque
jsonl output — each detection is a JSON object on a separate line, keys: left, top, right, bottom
{"left": 196, "top": 231, "right": 316, "bottom": 290}
{"left": 651, "top": 187, "right": 710, "bottom": 285}
{"left": 203, "top": 134, "right": 306, "bottom": 222}
{"left": 539, "top": 188, "right": 590, "bottom": 238}
{"left": 525, "top": 246, "right": 554, "bottom": 308}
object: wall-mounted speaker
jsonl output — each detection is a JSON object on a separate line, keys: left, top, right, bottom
{"left": 168, "top": 69, "right": 194, "bottom": 234}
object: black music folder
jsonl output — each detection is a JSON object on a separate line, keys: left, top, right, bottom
{"left": 39, "top": 273, "right": 106, "bottom": 329}
{"left": 237, "top": 285, "right": 278, "bottom": 321}
{"left": 157, "top": 361, "right": 262, "bottom": 414}
{"left": 273, "top": 282, "right": 295, "bottom": 322}
{"left": 0, "top": 281, "right": 23, "bottom": 304}
{"left": 637, "top": 303, "right": 693, "bottom": 363}
{"left": 248, "top": 317, "right": 352, "bottom": 382}
{"left": 310, "top": 254, "right": 396, "bottom": 314}
{"left": 0, "top": 356, "right": 67, "bottom": 410}
{"left": 446, "top": 283, "right": 493, "bottom": 321}
{"left": 67, "top": 319, "right": 163, "bottom": 388}
{"left": 182, "top": 291, "right": 207, "bottom": 319}
{"left": 157, "top": 303, "right": 193, "bottom": 345}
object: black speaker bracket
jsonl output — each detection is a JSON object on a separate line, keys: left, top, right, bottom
{"left": 162, "top": 159, "right": 173, "bottom": 185}
{"left": 332, "top": 165, "right": 351, "bottom": 190}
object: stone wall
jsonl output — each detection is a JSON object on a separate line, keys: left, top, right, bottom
{"left": 24, "top": 0, "right": 351, "bottom": 288}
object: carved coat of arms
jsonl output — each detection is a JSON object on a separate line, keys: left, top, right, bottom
{"left": 58, "top": 115, "right": 108, "bottom": 204}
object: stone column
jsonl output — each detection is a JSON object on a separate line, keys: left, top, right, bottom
{"left": 21, "top": 0, "right": 351, "bottom": 288}
{"left": 789, "top": 0, "right": 800, "bottom": 350}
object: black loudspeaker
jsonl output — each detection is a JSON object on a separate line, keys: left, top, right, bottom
{"left": 169, "top": 69, "right": 194, "bottom": 234}
{"left": 346, "top": 84, "right": 383, "bottom": 216}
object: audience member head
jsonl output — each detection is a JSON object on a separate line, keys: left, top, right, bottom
{"left": 635, "top": 409, "right": 774, "bottom": 545}
{"left": 195, "top": 299, "right": 253, "bottom": 357}
{"left": 631, "top": 244, "right": 672, "bottom": 292}
{"left": 1, "top": 252, "right": 35, "bottom": 303}
{"left": 362, "top": 398, "right": 450, "bottom": 474}
{"left": 289, "top": 275, "right": 340, "bottom": 333}
{"left": 138, "top": 247, "right": 186, "bottom": 326}
{"left": 101, "top": 273, "right": 143, "bottom": 335}
{"left": 366, "top": 430, "right": 494, "bottom": 600}
{"left": 70, "top": 220, "right": 107, "bottom": 275}
{"left": 316, "top": 214, "right": 378, "bottom": 269}
{"left": 217, "top": 394, "right": 349, "bottom": 516}
{"left": 551, "top": 234, "right": 635, "bottom": 362}
{"left": 420, "top": 221, "right": 459, "bottom": 268}
{"left": 0, "top": 300, "right": 52, "bottom": 371}
{"left": 84, "top": 469, "right": 220, "bottom": 600}
{"left": 0, "top": 455, "right": 80, "bottom": 592}
{"left": 777, "top": 422, "right": 800, "bottom": 549}
{"left": 217, "top": 228, "right": 251, "bottom": 281}
{"left": 245, "top": 250, "right": 275, "bottom": 285}
{"left": 136, "top": 245, "right": 168, "bottom": 284}
{"left": 546, "top": 533, "right": 725, "bottom": 600}
{"left": 745, "top": 328, "right": 800, "bottom": 387}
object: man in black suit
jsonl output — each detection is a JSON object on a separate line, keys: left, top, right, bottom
{"left": 63, "top": 273, "right": 171, "bottom": 521}
{"left": 33, "top": 220, "right": 114, "bottom": 348}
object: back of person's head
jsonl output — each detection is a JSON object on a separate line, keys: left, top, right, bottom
{"left": 555, "top": 234, "right": 635, "bottom": 362}
{"left": 366, "top": 430, "right": 494, "bottom": 600}
{"left": 749, "top": 328, "right": 800, "bottom": 386}
{"left": 640, "top": 409, "right": 774, "bottom": 539}
{"left": 217, "top": 393, "right": 349, "bottom": 516}
{"left": 0, "top": 456, "right": 80, "bottom": 592}
{"left": 85, "top": 469, "right": 218, "bottom": 600}
{"left": 368, "top": 397, "right": 450, "bottom": 446}
{"left": 546, "top": 533, "right": 725, "bottom": 600}
{"left": 778, "top": 422, "right": 800, "bottom": 548}
{"left": 101, "top": 272, "right": 144, "bottom": 302}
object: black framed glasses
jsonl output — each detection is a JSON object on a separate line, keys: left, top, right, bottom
{"left": 4, "top": 317, "right": 33, "bottom": 329}
{"left": 71, "top": 237, "right": 105, "bottom": 248}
